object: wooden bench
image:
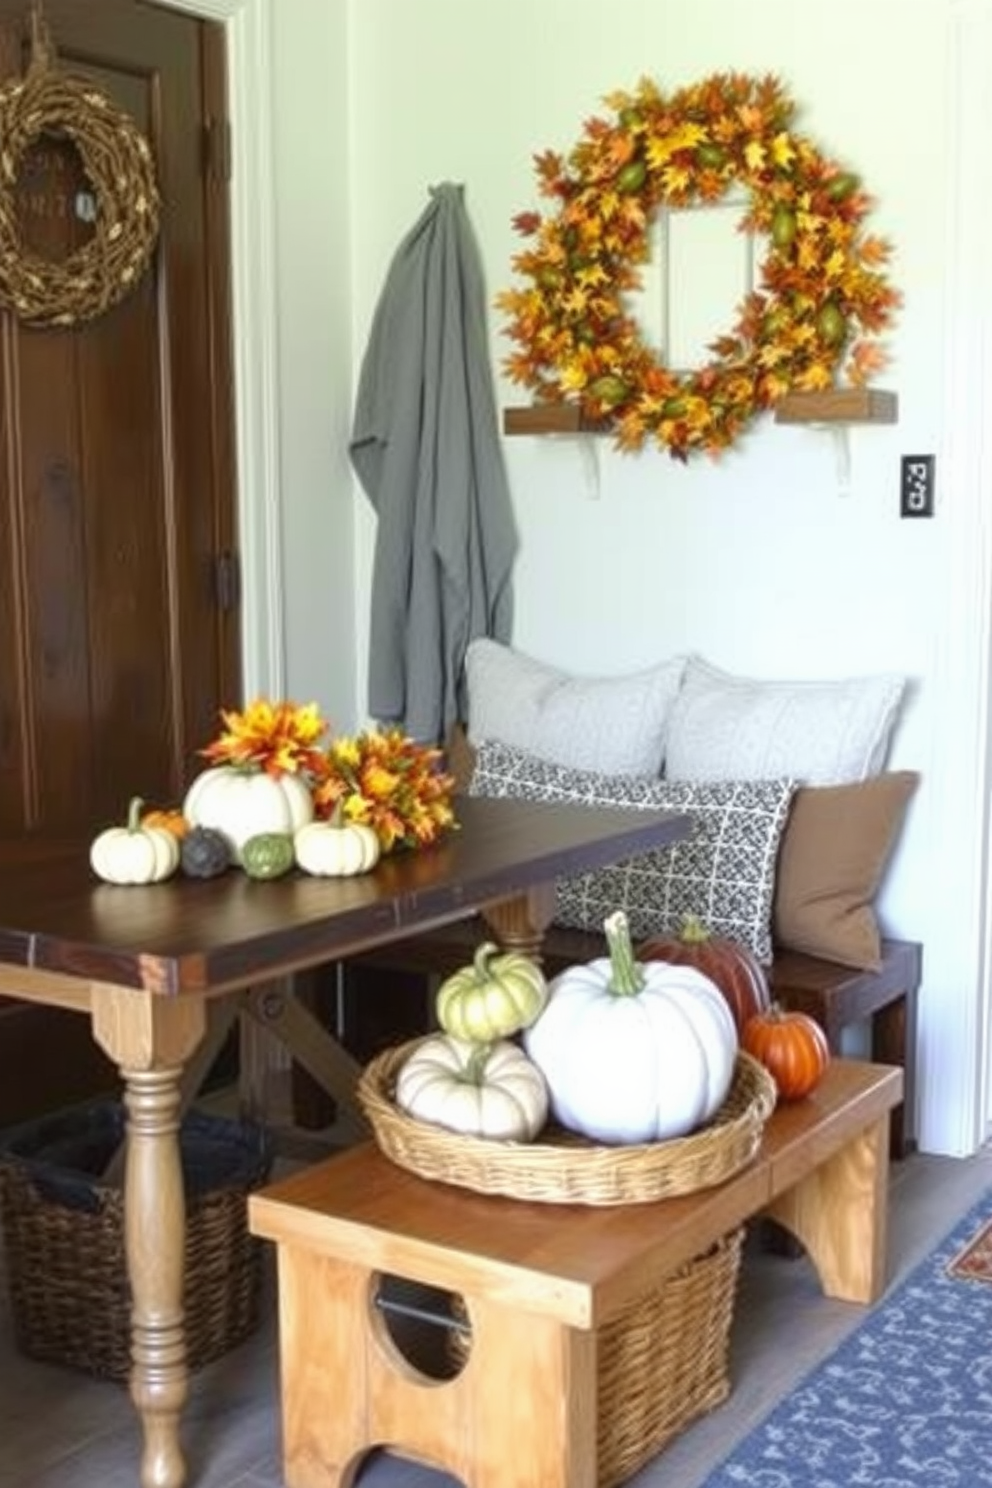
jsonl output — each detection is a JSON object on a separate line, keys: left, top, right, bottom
{"left": 769, "top": 941, "right": 920, "bottom": 1157}
{"left": 252, "top": 1060, "right": 903, "bottom": 1488}
{"left": 338, "top": 925, "right": 921, "bottom": 1159}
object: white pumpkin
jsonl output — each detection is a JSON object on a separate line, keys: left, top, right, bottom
{"left": 90, "top": 798, "right": 181, "bottom": 885}
{"left": 182, "top": 765, "right": 313, "bottom": 860}
{"left": 395, "top": 1035, "right": 549, "bottom": 1142}
{"left": 524, "top": 910, "right": 738, "bottom": 1144}
{"left": 294, "top": 816, "right": 381, "bottom": 877}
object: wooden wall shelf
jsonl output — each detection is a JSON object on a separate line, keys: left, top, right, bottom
{"left": 773, "top": 388, "right": 898, "bottom": 425}
{"left": 503, "top": 404, "right": 611, "bottom": 436}
{"left": 504, "top": 387, "right": 899, "bottom": 437}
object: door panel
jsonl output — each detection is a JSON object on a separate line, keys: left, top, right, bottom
{"left": 0, "top": 0, "right": 240, "bottom": 1121}
{"left": 0, "top": 0, "right": 239, "bottom": 838}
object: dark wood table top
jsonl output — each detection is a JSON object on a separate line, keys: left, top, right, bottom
{"left": 0, "top": 796, "right": 689, "bottom": 996}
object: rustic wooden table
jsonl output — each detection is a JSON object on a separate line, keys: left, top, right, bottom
{"left": 0, "top": 795, "right": 689, "bottom": 1488}
{"left": 250, "top": 1059, "right": 903, "bottom": 1488}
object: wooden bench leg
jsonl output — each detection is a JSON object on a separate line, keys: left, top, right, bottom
{"left": 463, "top": 1297, "right": 597, "bottom": 1488}
{"left": 776, "top": 988, "right": 916, "bottom": 1163}
{"left": 763, "top": 1111, "right": 890, "bottom": 1304}
{"left": 273, "top": 1244, "right": 597, "bottom": 1488}
{"left": 871, "top": 991, "right": 917, "bottom": 1159}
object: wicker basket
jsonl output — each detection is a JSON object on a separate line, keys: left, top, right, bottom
{"left": 358, "top": 1041, "right": 776, "bottom": 1205}
{"left": 448, "top": 1227, "right": 744, "bottom": 1487}
{"left": 0, "top": 1102, "right": 272, "bottom": 1381}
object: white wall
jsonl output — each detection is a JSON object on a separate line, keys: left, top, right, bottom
{"left": 270, "top": 0, "right": 356, "bottom": 728}
{"left": 339, "top": 0, "right": 992, "bottom": 1154}
{"left": 215, "top": 0, "right": 990, "bottom": 1154}
{"left": 162, "top": 0, "right": 358, "bottom": 729}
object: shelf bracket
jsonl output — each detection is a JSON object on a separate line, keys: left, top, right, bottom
{"left": 825, "top": 425, "right": 852, "bottom": 496}
{"left": 577, "top": 436, "right": 601, "bottom": 500}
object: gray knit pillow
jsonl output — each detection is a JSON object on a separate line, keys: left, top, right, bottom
{"left": 469, "top": 740, "right": 796, "bottom": 963}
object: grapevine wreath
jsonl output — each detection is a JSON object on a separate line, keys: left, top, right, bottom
{"left": 496, "top": 72, "right": 901, "bottom": 461}
{"left": 0, "top": 26, "right": 160, "bottom": 328}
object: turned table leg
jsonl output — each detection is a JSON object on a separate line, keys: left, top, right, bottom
{"left": 91, "top": 983, "right": 208, "bottom": 1488}
{"left": 482, "top": 882, "right": 558, "bottom": 960}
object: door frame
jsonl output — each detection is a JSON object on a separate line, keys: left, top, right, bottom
{"left": 945, "top": 0, "right": 992, "bottom": 1149}
{"left": 151, "top": 0, "right": 283, "bottom": 701}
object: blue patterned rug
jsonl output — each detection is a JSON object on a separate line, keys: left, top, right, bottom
{"left": 697, "top": 1190, "right": 992, "bottom": 1488}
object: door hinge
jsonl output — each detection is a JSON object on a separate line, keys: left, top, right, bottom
{"left": 204, "top": 117, "right": 232, "bottom": 182}
{"left": 213, "top": 551, "right": 241, "bottom": 611}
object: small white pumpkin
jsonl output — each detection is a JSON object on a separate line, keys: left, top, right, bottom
{"left": 90, "top": 797, "right": 181, "bottom": 885}
{"left": 395, "top": 1035, "right": 549, "bottom": 1141}
{"left": 294, "top": 809, "right": 381, "bottom": 877}
{"left": 182, "top": 765, "right": 313, "bottom": 860}
{"left": 524, "top": 910, "right": 738, "bottom": 1144}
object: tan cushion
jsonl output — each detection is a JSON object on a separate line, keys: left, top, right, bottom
{"left": 773, "top": 772, "right": 920, "bottom": 970}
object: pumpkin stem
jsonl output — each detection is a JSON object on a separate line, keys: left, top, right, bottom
{"left": 603, "top": 911, "right": 646, "bottom": 996}
{"left": 463, "top": 1042, "right": 493, "bottom": 1084}
{"left": 679, "top": 913, "right": 712, "bottom": 945}
{"left": 126, "top": 796, "right": 145, "bottom": 833}
{"left": 472, "top": 942, "right": 501, "bottom": 982}
{"left": 326, "top": 799, "right": 345, "bottom": 829}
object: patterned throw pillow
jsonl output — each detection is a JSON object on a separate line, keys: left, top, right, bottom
{"left": 469, "top": 740, "right": 797, "bottom": 964}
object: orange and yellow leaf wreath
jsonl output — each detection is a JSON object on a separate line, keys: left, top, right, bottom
{"left": 495, "top": 72, "right": 902, "bottom": 461}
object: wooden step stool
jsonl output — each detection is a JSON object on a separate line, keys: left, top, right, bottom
{"left": 249, "top": 1060, "right": 901, "bottom": 1488}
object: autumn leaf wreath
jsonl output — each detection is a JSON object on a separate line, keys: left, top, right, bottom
{"left": 496, "top": 72, "right": 901, "bottom": 461}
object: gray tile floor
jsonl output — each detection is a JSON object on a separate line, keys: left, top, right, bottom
{"left": 2, "top": 1133, "right": 991, "bottom": 1488}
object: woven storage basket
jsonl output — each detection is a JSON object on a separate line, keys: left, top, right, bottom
{"left": 358, "top": 1041, "right": 776, "bottom": 1204}
{"left": 0, "top": 1102, "right": 272, "bottom": 1381}
{"left": 447, "top": 1226, "right": 744, "bottom": 1487}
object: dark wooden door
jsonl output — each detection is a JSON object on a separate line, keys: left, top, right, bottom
{"left": 0, "top": 0, "right": 240, "bottom": 1122}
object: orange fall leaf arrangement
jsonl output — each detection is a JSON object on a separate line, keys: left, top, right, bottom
{"left": 495, "top": 71, "right": 902, "bottom": 460}
{"left": 200, "top": 698, "right": 330, "bottom": 779}
{"left": 313, "top": 729, "right": 457, "bottom": 853}
{"left": 199, "top": 700, "right": 457, "bottom": 853}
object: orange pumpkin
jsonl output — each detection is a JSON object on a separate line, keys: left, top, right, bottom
{"left": 638, "top": 914, "right": 770, "bottom": 1037}
{"left": 742, "top": 1005, "right": 830, "bottom": 1100}
{"left": 140, "top": 807, "right": 189, "bottom": 840}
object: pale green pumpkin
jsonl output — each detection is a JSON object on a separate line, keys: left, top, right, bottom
{"left": 435, "top": 942, "right": 548, "bottom": 1043}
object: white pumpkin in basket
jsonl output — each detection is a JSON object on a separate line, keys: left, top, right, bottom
{"left": 524, "top": 910, "right": 738, "bottom": 1144}
{"left": 395, "top": 1035, "right": 549, "bottom": 1142}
